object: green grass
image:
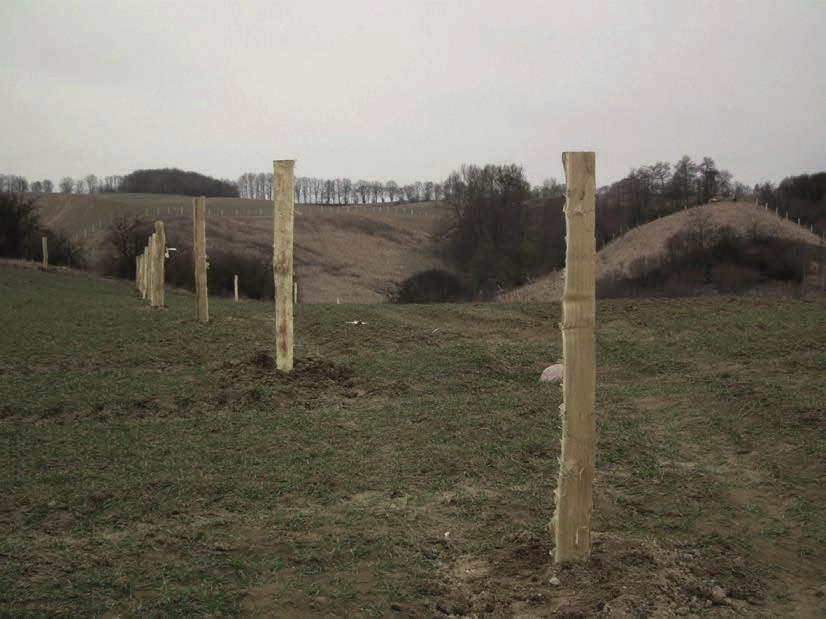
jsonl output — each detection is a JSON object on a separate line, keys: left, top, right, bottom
{"left": 1, "top": 266, "right": 824, "bottom": 616}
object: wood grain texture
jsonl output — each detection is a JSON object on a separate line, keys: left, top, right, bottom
{"left": 193, "top": 197, "right": 209, "bottom": 322}
{"left": 273, "top": 160, "right": 295, "bottom": 372}
{"left": 553, "top": 151, "right": 597, "bottom": 563}
{"left": 151, "top": 221, "right": 166, "bottom": 308}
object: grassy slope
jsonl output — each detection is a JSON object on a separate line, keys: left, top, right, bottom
{"left": 32, "top": 192, "right": 450, "bottom": 303}
{"left": 501, "top": 201, "right": 822, "bottom": 302}
{"left": 0, "top": 267, "right": 824, "bottom": 616}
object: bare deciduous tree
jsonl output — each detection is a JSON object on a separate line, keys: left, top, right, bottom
{"left": 59, "top": 177, "right": 75, "bottom": 194}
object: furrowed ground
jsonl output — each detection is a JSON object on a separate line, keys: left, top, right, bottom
{"left": 0, "top": 266, "right": 824, "bottom": 617}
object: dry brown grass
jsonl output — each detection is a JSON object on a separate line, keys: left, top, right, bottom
{"left": 31, "top": 193, "right": 451, "bottom": 303}
{"left": 500, "top": 201, "right": 821, "bottom": 302}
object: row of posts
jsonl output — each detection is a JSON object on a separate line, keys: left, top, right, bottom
{"left": 133, "top": 161, "right": 297, "bottom": 371}
{"left": 136, "top": 221, "right": 166, "bottom": 307}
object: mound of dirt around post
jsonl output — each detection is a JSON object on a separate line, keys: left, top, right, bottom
{"left": 434, "top": 530, "right": 760, "bottom": 617}
{"left": 234, "top": 352, "right": 355, "bottom": 384}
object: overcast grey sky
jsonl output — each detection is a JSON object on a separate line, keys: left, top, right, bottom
{"left": 1, "top": 0, "right": 824, "bottom": 187}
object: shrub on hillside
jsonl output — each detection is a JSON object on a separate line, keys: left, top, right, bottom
{"left": 43, "top": 229, "right": 86, "bottom": 268}
{"left": 208, "top": 250, "right": 273, "bottom": 299}
{"left": 0, "top": 193, "right": 40, "bottom": 259}
{"left": 102, "top": 217, "right": 154, "bottom": 279}
{"left": 443, "top": 163, "right": 566, "bottom": 297}
{"left": 1, "top": 193, "right": 85, "bottom": 267}
{"left": 163, "top": 244, "right": 274, "bottom": 300}
{"left": 599, "top": 224, "right": 814, "bottom": 298}
{"left": 388, "top": 269, "right": 471, "bottom": 303}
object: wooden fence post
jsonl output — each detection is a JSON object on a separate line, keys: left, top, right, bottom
{"left": 147, "top": 234, "right": 157, "bottom": 305}
{"left": 136, "top": 255, "right": 141, "bottom": 291}
{"left": 143, "top": 245, "right": 150, "bottom": 300}
{"left": 151, "top": 221, "right": 166, "bottom": 308}
{"left": 552, "top": 151, "right": 597, "bottom": 563}
{"left": 139, "top": 246, "right": 146, "bottom": 299}
{"left": 41, "top": 236, "right": 48, "bottom": 269}
{"left": 193, "top": 197, "right": 209, "bottom": 322}
{"left": 234, "top": 274, "right": 239, "bottom": 302}
{"left": 273, "top": 159, "right": 295, "bottom": 372}
{"left": 141, "top": 250, "right": 147, "bottom": 298}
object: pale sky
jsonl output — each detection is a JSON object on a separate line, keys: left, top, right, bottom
{"left": 1, "top": 0, "right": 824, "bottom": 188}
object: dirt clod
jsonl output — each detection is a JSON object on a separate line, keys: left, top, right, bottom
{"left": 711, "top": 585, "right": 727, "bottom": 604}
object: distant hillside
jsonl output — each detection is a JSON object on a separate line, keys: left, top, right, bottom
{"left": 500, "top": 201, "right": 822, "bottom": 302}
{"left": 31, "top": 192, "right": 450, "bottom": 303}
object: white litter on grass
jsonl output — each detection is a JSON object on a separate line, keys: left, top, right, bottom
{"left": 345, "top": 320, "right": 367, "bottom": 325}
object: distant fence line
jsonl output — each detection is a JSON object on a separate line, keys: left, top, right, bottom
{"left": 68, "top": 200, "right": 817, "bottom": 244}
{"left": 66, "top": 202, "right": 443, "bottom": 241}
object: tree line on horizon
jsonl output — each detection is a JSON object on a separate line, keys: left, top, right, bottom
{"left": 2, "top": 158, "right": 823, "bottom": 235}
{"left": 237, "top": 173, "right": 445, "bottom": 204}
{"left": 0, "top": 170, "right": 237, "bottom": 198}
{"left": 417, "top": 155, "right": 825, "bottom": 301}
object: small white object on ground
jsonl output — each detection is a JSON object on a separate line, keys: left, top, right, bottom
{"left": 549, "top": 576, "right": 560, "bottom": 586}
{"left": 345, "top": 320, "right": 366, "bottom": 325}
{"left": 540, "top": 363, "right": 564, "bottom": 383}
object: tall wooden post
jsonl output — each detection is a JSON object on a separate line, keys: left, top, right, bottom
{"left": 147, "top": 234, "right": 156, "bottom": 305}
{"left": 141, "top": 246, "right": 149, "bottom": 300}
{"left": 140, "top": 247, "right": 146, "bottom": 299}
{"left": 41, "top": 236, "right": 48, "bottom": 269}
{"left": 193, "top": 197, "right": 209, "bottom": 322}
{"left": 552, "top": 152, "right": 597, "bottom": 563}
{"left": 151, "top": 221, "right": 165, "bottom": 308}
{"left": 273, "top": 159, "right": 295, "bottom": 372}
{"left": 141, "top": 250, "right": 147, "bottom": 298}
{"left": 136, "top": 255, "right": 141, "bottom": 291}
{"left": 234, "top": 274, "right": 239, "bottom": 302}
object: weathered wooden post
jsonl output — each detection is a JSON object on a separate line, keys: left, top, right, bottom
{"left": 820, "top": 233, "right": 825, "bottom": 293}
{"left": 552, "top": 151, "right": 597, "bottom": 563}
{"left": 193, "top": 197, "right": 209, "bottom": 322}
{"left": 151, "top": 221, "right": 166, "bottom": 308}
{"left": 141, "top": 250, "right": 147, "bottom": 298}
{"left": 147, "top": 235, "right": 157, "bottom": 305}
{"left": 136, "top": 255, "right": 141, "bottom": 291}
{"left": 139, "top": 247, "right": 145, "bottom": 299}
{"left": 41, "top": 235, "right": 48, "bottom": 269}
{"left": 273, "top": 159, "right": 295, "bottom": 372}
{"left": 141, "top": 245, "right": 149, "bottom": 300}
{"left": 234, "top": 274, "right": 239, "bottom": 302}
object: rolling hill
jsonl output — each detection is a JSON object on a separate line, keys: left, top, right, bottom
{"left": 31, "top": 192, "right": 451, "bottom": 303}
{"left": 499, "top": 201, "right": 822, "bottom": 302}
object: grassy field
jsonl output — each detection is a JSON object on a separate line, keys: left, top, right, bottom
{"left": 1, "top": 266, "right": 824, "bottom": 616}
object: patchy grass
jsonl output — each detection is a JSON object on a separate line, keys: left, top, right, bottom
{"left": 0, "top": 267, "right": 824, "bottom": 616}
